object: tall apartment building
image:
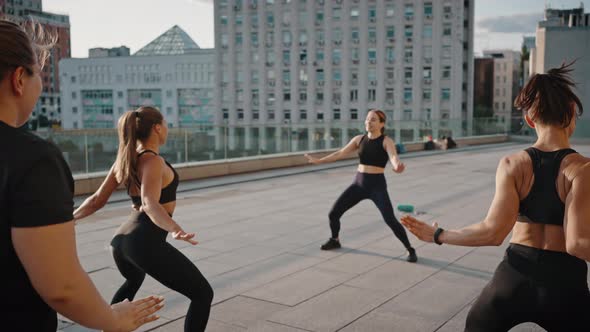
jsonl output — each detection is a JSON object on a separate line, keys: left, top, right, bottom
{"left": 0, "top": 0, "right": 70, "bottom": 129}
{"left": 529, "top": 4, "right": 590, "bottom": 124}
{"left": 482, "top": 50, "right": 521, "bottom": 128}
{"left": 60, "top": 26, "right": 215, "bottom": 129}
{"left": 214, "top": 0, "right": 474, "bottom": 150}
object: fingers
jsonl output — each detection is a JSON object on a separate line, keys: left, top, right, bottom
{"left": 134, "top": 296, "right": 164, "bottom": 311}
{"left": 137, "top": 314, "right": 160, "bottom": 326}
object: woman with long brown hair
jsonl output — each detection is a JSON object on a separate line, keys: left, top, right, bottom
{"left": 401, "top": 62, "right": 590, "bottom": 331}
{"left": 0, "top": 19, "right": 162, "bottom": 332}
{"left": 305, "top": 109, "right": 417, "bottom": 262}
{"left": 74, "top": 106, "right": 213, "bottom": 331}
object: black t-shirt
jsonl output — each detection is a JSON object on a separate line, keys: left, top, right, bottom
{"left": 0, "top": 121, "right": 74, "bottom": 331}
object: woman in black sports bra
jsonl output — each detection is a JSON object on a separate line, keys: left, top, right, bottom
{"left": 305, "top": 109, "right": 417, "bottom": 262}
{"left": 402, "top": 62, "right": 590, "bottom": 331}
{"left": 74, "top": 106, "right": 213, "bottom": 332}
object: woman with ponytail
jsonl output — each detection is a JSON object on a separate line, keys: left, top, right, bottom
{"left": 74, "top": 106, "right": 213, "bottom": 331}
{"left": 401, "top": 62, "right": 590, "bottom": 331}
{"left": 305, "top": 109, "right": 417, "bottom": 262}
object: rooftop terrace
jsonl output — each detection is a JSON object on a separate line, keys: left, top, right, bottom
{"left": 58, "top": 142, "right": 590, "bottom": 332}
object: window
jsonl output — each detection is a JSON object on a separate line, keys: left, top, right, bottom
{"left": 350, "top": 89, "right": 358, "bottom": 102}
{"left": 442, "top": 88, "right": 451, "bottom": 100}
{"left": 332, "top": 7, "right": 341, "bottom": 20}
{"left": 282, "top": 70, "right": 290, "bottom": 82}
{"left": 386, "top": 88, "right": 394, "bottom": 102}
{"left": 283, "top": 109, "right": 291, "bottom": 120}
{"left": 405, "top": 25, "right": 413, "bottom": 38}
{"left": 317, "top": 112, "right": 324, "bottom": 120}
{"left": 284, "top": 89, "right": 291, "bottom": 101}
{"left": 351, "top": 48, "right": 360, "bottom": 62}
{"left": 350, "top": 7, "right": 359, "bottom": 18}
{"left": 72, "top": 91, "right": 77, "bottom": 99}
{"left": 299, "top": 90, "right": 307, "bottom": 101}
{"left": 316, "top": 11, "right": 324, "bottom": 24}
{"left": 404, "top": 67, "right": 412, "bottom": 80}
{"left": 502, "top": 102, "right": 506, "bottom": 110}
{"left": 253, "top": 110, "right": 260, "bottom": 120}
{"left": 368, "top": 89, "right": 376, "bottom": 102}
{"left": 283, "top": 50, "right": 290, "bottom": 63}
{"left": 316, "top": 90, "right": 324, "bottom": 101}
{"left": 443, "top": 23, "right": 452, "bottom": 36}
{"left": 385, "top": 47, "right": 395, "bottom": 63}
{"left": 404, "top": 4, "right": 414, "bottom": 19}
{"left": 332, "top": 48, "right": 342, "bottom": 63}
{"left": 404, "top": 88, "right": 412, "bottom": 102}
{"left": 72, "top": 107, "right": 78, "bottom": 114}
{"left": 236, "top": 14, "right": 243, "bottom": 25}
{"left": 223, "top": 109, "right": 229, "bottom": 120}
{"left": 333, "top": 69, "right": 341, "bottom": 81}
{"left": 117, "top": 91, "right": 123, "bottom": 98}
{"left": 386, "top": 26, "right": 395, "bottom": 39}
{"left": 442, "top": 66, "right": 451, "bottom": 79}
{"left": 300, "top": 109, "right": 307, "bottom": 120}
{"left": 403, "top": 109, "right": 412, "bottom": 120}
{"left": 386, "top": 67, "right": 395, "bottom": 81}
{"left": 368, "top": 68, "right": 377, "bottom": 82}
{"left": 282, "top": 31, "right": 292, "bottom": 44}
{"left": 333, "top": 109, "right": 341, "bottom": 120}
{"left": 332, "top": 28, "right": 342, "bottom": 43}
{"left": 368, "top": 28, "right": 377, "bottom": 41}
{"left": 423, "top": 89, "right": 432, "bottom": 100}
{"left": 266, "top": 11, "right": 274, "bottom": 26}
{"left": 268, "top": 109, "right": 275, "bottom": 120}
{"left": 351, "top": 28, "right": 360, "bottom": 40}
{"left": 70, "top": 76, "right": 76, "bottom": 83}
{"left": 424, "top": 2, "right": 433, "bottom": 16}
{"left": 251, "top": 70, "right": 259, "bottom": 83}
{"left": 316, "top": 49, "right": 324, "bottom": 61}
{"left": 299, "top": 11, "right": 307, "bottom": 26}
{"left": 316, "top": 68, "right": 325, "bottom": 81}
{"left": 386, "top": 5, "right": 394, "bottom": 17}
{"left": 368, "top": 48, "right": 377, "bottom": 62}
{"left": 404, "top": 46, "right": 413, "bottom": 61}
{"left": 368, "top": 6, "right": 377, "bottom": 20}
{"left": 423, "top": 24, "right": 432, "bottom": 38}
{"left": 350, "top": 109, "right": 358, "bottom": 120}
{"left": 423, "top": 67, "right": 432, "bottom": 79}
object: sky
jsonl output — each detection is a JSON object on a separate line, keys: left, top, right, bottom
{"left": 42, "top": 0, "right": 590, "bottom": 58}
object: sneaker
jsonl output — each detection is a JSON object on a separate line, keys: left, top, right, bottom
{"left": 406, "top": 247, "right": 418, "bottom": 263}
{"left": 321, "top": 238, "right": 341, "bottom": 250}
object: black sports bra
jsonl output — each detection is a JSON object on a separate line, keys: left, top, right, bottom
{"left": 129, "top": 150, "right": 179, "bottom": 206}
{"left": 518, "top": 147, "right": 577, "bottom": 226}
{"left": 358, "top": 134, "right": 389, "bottom": 168}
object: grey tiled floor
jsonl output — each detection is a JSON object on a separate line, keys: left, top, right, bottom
{"left": 58, "top": 142, "right": 590, "bottom": 331}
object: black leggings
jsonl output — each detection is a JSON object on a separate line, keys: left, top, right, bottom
{"left": 465, "top": 243, "right": 590, "bottom": 332}
{"left": 329, "top": 172, "right": 412, "bottom": 249}
{"left": 110, "top": 211, "right": 213, "bottom": 332}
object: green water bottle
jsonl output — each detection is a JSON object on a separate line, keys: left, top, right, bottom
{"left": 397, "top": 204, "right": 415, "bottom": 213}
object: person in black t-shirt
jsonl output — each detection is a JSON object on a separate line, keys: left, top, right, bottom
{"left": 0, "top": 19, "right": 163, "bottom": 332}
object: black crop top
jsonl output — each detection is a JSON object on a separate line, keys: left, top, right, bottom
{"left": 129, "top": 150, "right": 179, "bottom": 206}
{"left": 518, "top": 147, "right": 577, "bottom": 226}
{"left": 358, "top": 134, "right": 389, "bottom": 168}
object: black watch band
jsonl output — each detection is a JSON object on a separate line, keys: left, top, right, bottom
{"left": 433, "top": 227, "right": 444, "bottom": 245}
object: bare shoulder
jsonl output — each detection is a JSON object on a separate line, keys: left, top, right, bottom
{"left": 138, "top": 153, "right": 165, "bottom": 170}
{"left": 566, "top": 154, "right": 590, "bottom": 183}
{"left": 351, "top": 134, "right": 364, "bottom": 145}
{"left": 497, "top": 151, "right": 530, "bottom": 176}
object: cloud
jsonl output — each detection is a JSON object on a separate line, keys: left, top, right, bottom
{"left": 477, "top": 12, "right": 544, "bottom": 33}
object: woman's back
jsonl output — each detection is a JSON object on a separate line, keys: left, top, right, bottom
{"left": 509, "top": 148, "right": 590, "bottom": 252}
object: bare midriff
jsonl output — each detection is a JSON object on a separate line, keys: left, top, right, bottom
{"left": 357, "top": 164, "right": 386, "bottom": 174}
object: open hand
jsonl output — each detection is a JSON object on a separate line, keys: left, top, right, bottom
{"left": 172, "top": 230, "right": 198, "bottom": 245}
{"left": 108, "top": 296, "right": 164, "bottom": 332}
{"left": 400, "top": 215, "right": 438, "bottom": 243}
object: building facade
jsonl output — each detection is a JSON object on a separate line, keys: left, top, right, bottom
{"left": 482, "top": 50, "right": 521, "bottom": 128}
{"left": 60, "top": 26, "right": 215, "bottom": 129}
{"left": 1, "top": 0, "right": 71, "bottom": 129}
{"left": 529, "top": 4, "right": 590, "bottom": 125}
{"left": 214, "top": 0, "right": 474, "bottom": 148}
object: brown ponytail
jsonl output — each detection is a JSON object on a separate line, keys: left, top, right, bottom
{"left": 369, "top": 109, "right": 387, "bottom": 134}
{"left": 514, "top": 61, "right": 583, "bottom": 128}
{"left": 114, "top": 106, "right": 163, "bottom": 189}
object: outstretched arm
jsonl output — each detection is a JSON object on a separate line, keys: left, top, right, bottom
{"left": 305, "top": 135, "right": 363, "bottom": 164}
{"left": 383, "top": 137, "right": 405, "bottom": 173}
{"left": 564, "top": 164, "right": 590, "bottom": 261}
{"left": 401, "top": 157, "right": 519, "bottom": 246}
{"left": 74, "top": 165, "right": 119, "bottom": 221}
